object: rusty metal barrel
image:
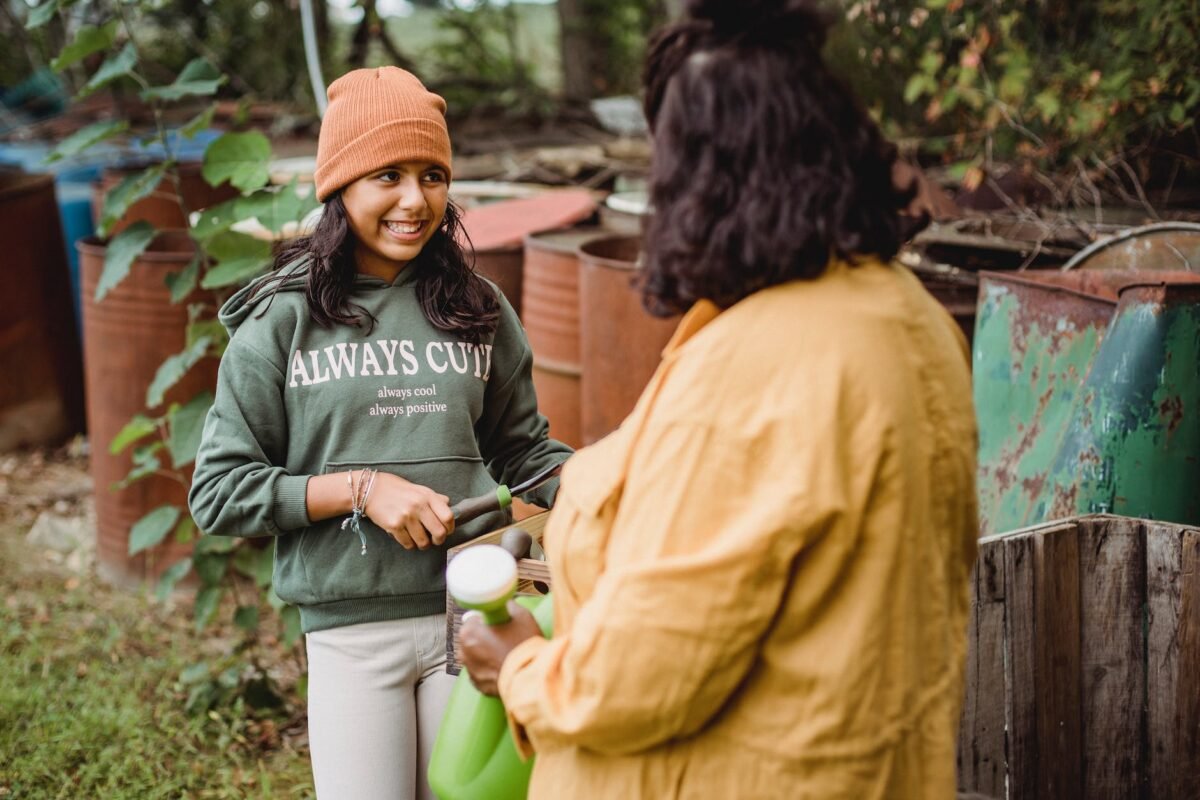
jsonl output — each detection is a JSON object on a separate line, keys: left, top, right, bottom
{"left": 974, "top": 268, "right": 1200, "bottom": 534}
{"left": 0, "top": 171, "right": 85, "bottom": 449}
{"left": 522, "top": 226, "right": 606, "bottom": 448}
{"left": 577, "top": 235, "right": 680, "bottom": 444}
{"left": 79, "top": 232, "right": 217, "bottom": 585}
{"left": 474, "top": 247, "right": 524, "bottom": 317}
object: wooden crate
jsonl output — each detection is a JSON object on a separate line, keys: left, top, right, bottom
{"left": 957, "top": 514, "right": 1200, "bottom": 799}
{"left": 444, "top": 511, "right": 553, "bottom": 676}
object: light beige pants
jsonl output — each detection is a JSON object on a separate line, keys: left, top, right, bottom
{"left": 305, "top": 614, "right": 455, "bottom": 800}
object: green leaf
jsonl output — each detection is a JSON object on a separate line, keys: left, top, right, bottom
{"left": 190, "top": 197, "right": 242, "bottom": 240}
{"left": 248, "top": 180, "right": 320, "bottom": 236}
{"left": 45, "top": 119, "right": 128, "bottom": 164}
{"left": 194, "top": 534, "right": 238, "bottom": 554}
{"left": 194, "top": 585, "right": 224, "bottom": 631}
{"left": 26, "top": 0, "right": 59, "bottom": 29}
{"left": 173, "top": 515, "right": 196, "bottom": 544}
{"left": 918, "top": 51, "right": 943, "bottom": 77}
{"left": 280, "top": 605, "right": 302, "bottom": 648}
{"left": 79, "top": 42, "right": 137, "bottom": 98}
{"left": 115, "top": 441, "right": 163, "bottom": 489}
{"left": 110, "top": 413, "right": 157, "bottom": 454}
{"left": 1033, "top": 90, "right": 1061, "bottom": 122}
{"left": 185, "top": 682, "right": 217, "bottom": 715}
{"left": 180, "top": 661, "right": 210, "bottom": 685}
{"left": 167, "top": 390, "right": 213, "bottom": 468}
{"left": 186, "top": 319, "right": 226, "bottom": 350}
{"left": 267, "top": 585, "right": 286, "bottom": 612}
{"left": 179, "top": 57, "right": 221, "bottom": 83}
{"left": 96, "top": 222, "right": 156, "bottom": 301}
{"left": 181, "top": 104, "right": 218, "bottom": 139}
{"left": 233, "top": 545, "right": 273, "bottom": 588}
{"left": 165, "top": 254, "right": 201, "bottom": 303}
{"left": 217, "top": 666, "right": 240, "bottom": 690}
{"left": 201, "top": 132, "right": 272, "bottom": 193}
{"left": 98, "top": 164, "right": 167, "bottom": 237}
{"left": 146, "top": 336, "right": 212, "bottom": 408}
{"left": 904, "top": 74, "right": 933, "bottom": 104}
{"left": 140, "top": 59, "right": 226, "bottom": 102}
{"left": 192, "top": 552, "right": 228, "bottom": 585}
{"left": 155, "top": 558, "right": 193, "bottom": 602}
{"left": 1169, "top": 103, "right": 1187, "bottom": 124}
{"left": 129, "top": 505, "right": 182, "bottom": 555}
{"left": 234, "top": 605, "right": 259, "bottom": 632}
{"left": 51, "top": 21, "right": 120, "bottom": 72}
{"left": 200, "top": 232, "right": 272, "bottom": 288}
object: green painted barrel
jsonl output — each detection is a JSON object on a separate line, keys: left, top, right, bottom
{"left": 975, "top": 270, "right": 1200, "bottom": 534}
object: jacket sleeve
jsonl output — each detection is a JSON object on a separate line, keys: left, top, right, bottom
{"left": 188, "top": 339, "right": 311, "bottom": 537}
{"left": 474, "top": 300, "right": 573, "bottom": 508}
{"left": 497, "top": 418, "right": 842, "bottom": 756}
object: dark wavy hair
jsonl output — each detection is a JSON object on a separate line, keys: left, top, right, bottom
{"left": 639, "top": 0, "right": 924, "bottom": 315}
{"left": 256, "top": 194, "right": 500, "bottom": 344}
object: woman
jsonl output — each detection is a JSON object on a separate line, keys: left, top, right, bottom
{"left": 188, "top": 67, "right": 572, "bottom": 799}
{"left": 459, "top": 1, "right": 978, "bottom": 798}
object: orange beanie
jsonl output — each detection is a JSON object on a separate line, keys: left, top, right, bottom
{"left": 313, "top": 67, "right": 452, "bottom": 202}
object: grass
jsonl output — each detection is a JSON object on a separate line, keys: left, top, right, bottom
{"left": 0, "top": 452, "right": 314, "bottom": 800}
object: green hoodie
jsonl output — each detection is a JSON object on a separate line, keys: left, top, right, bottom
{"left": 188, "top": 262, "right": 572, "bottom": 633}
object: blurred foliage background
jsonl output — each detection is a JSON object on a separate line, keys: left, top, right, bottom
{"left": 4, "top": 0, "right": 1197, "bottom": 196}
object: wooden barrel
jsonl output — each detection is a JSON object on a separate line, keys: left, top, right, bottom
{"left": 79, "top": 232, "right": 218, "bottom": 585}
{"left": 522, "top": 226, "right": 606, "bottom": 449}
{"left": 577, "top": 235, "right": 680, "bottom": 444}
{"left": 92, "top": 161, "right": 238, "bottom": 235}
{"left": 0, "top": 171, "right": 85, "bottom": 449}
{"left": 474, "top": 247, "right": 524, "bottom": 318}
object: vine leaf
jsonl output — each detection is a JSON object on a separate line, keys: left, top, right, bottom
{"left": 52, "top": 21, "right": 120, "bottom": 72}
{"left": 96, "top": 222, "right": 156, "bottom": 301}
{"left": 45, "top": 120, "right": 128, "bottom": 164}
{"left": 128, "top": 505, "right": 182, "bottom": 555}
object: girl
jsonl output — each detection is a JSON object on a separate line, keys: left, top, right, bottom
{"left": 460, "top": 1, "right": 978, "bottom": 798}
{"left": 189, "top": 66, "right": 572, "bottom": 800}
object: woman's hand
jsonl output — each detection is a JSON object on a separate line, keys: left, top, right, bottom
{"left": 459, "top": 601, "right": 544, "bottom": 696}
{"left": 364, "top": 472, "right": 455, "bottom": 549}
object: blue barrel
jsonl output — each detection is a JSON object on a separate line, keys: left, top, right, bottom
{"left": 55, "top": 164, "right": 102, "bottom": 333}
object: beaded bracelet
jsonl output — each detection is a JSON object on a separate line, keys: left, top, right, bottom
{"left": 341, "top": 468, "right": 377, "bottom": 556}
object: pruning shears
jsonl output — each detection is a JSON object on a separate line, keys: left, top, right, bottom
{"left": 450, "top": 462, "right": 563, "bottom": 525}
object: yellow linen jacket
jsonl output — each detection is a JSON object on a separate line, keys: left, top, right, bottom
{"left": 498, "top": 258, "right": 979, "bottom": 799}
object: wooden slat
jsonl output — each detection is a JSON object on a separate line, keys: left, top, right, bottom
{"left": 1078, "top": 516, "right": 1146, "bottom": 799}
{"left": 1034, "top": 522, "right": 1083, "bottom": 800}
{"left": 1145, "top": 522, "right": 1181, "bottom": 799}
{"left": 445, "top": 511, "right": 553, "bottom": 675}
{"left": 1175, "top": 530, "right": 1200, "bottom": 797}
{"left": 1005, "top": 531, "right": 1041, "bottom": 798}
{"left": 957, "top": 565, "right": 980, "bottom": 789}
{"left": 958, "top": 544, "right": 1007, "bottom": 796}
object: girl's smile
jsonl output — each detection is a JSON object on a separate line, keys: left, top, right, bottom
{"left": 383, "top": 219, "right": 429, "bottom": 241}
{"left": 341, "top": 162, "right": 449, "bottom": 282}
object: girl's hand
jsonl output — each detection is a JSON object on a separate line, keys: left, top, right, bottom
{"left": 364, "top": 473, "right": 455, "bottom": 549}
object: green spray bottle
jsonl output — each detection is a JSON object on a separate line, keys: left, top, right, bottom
{"left": 428, "top": 543, "right": 553, "bottom": 800}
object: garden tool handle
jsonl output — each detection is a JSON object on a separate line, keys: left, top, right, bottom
{"left": 451, "top": 485, "right": 513, "bottom": 525}
{"left": 450, "top": 462, "right": 564, "bottom": 525}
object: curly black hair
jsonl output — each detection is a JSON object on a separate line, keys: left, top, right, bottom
{"left": 258, "top": 195, "right": 500, "bottom": 345}
{"left": 639, "top": 0, "right": 923, "bottom": 316}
